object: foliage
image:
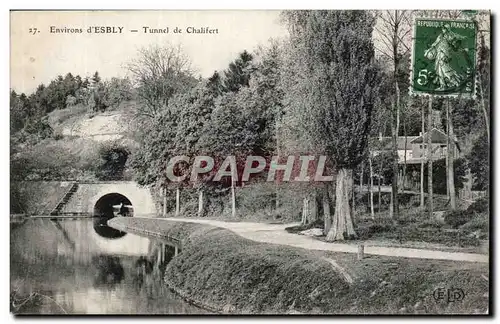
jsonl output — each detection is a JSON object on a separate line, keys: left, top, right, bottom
{"left": 102, "top": 77, "right": 134, "bottom": 108}
{"left": 460, "top": 213, "right": 488, "bottom": 236}
{"left": 128, "top": 108, "right": 178, "bottom": 187}
{"left": 405, "top": 157, "right": 467, "bottom": 195}
{"left": 197, "top": 90, "right": 260, "bottom": 184}
{"left": 281, "top": 10, "right": 379, "bottom": 169}
{"left": 467, "top": 132, "right": 489, "bottom": 191}
{"left": 430, "top": 157, "right": 467, "bottom": 195}
{"left": 222, "top": 50, "right": 254, "bottom": 92}
{"left": 65, "top": 95, "right": 77, "bottom": 107}
{"left": 22, "top": 117, "right": 54, "bottom": 140}
{"left": 371, "top": 151, "right": 395, "bottom": 185}
{"left": 95, "top": 142, "right": 130, "bottom": 180}
{"left": 444, "top": 210, "right": 473, "bottom": 229}
{"left": 130, "top": 46, "right": 279, "bottom": 199}
{"left": 10, "top": 137, "right": 101, "bottom": 181}
{"left": 126, "top": 44, "right": 197, "bottom": 119}
{"left": 445, "top": 97, "right": 483, "bottom": 140}
{"left": 10, "top": 72, "right": 133, "bottom": 141}
{"left": 354, "top": 213, "right": 481, "bottom": 247}
{"left": 466, "top": 197, "right": 489, "bottom": 214}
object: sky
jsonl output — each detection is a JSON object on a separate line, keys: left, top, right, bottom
{"left": 10, "top": 10, "right": 289, "bottom": 93}
{"left": 10, "top": 10, "right": 491, "bottom": 94}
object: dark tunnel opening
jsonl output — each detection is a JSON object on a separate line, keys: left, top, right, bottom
{"left": 93, "top": 193, "right": 133, "bottom": 239}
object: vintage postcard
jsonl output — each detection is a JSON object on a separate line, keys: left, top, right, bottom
{"left": 9, "top": 10, "right": 491, "bottom": 315}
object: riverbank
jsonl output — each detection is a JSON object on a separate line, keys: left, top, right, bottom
{"left": 109, "top": 217, "right": 489, "bottom": 314}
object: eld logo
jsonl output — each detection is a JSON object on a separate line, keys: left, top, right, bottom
{"left": 433, "top": 287, "right": 465, "bottom": 303}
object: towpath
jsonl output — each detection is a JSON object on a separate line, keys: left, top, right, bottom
{"left": 161, "top": 217, "right": 488, "bottom": 263}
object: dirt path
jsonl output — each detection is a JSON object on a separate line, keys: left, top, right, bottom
{"left": 162, "top": 218, "right": 488, "bottom": 263}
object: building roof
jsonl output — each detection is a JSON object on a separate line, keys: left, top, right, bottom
{"left": 371, "top": 128, "right": 448, "bottom": 150}
{"left": 410, "top": 128, "right": 448, "bottom": 144}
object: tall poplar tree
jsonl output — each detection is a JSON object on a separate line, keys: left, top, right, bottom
{"left": 282, "top": 11, "right": 380, "bottom": 240}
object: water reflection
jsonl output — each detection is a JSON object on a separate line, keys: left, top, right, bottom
{"left": 92, "top": 256, "right": 125, "bottom": 288}
{"left": 10, "top": 219, "right": 207, "bottom": 315}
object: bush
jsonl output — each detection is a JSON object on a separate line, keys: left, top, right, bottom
{"left": 444, "top": 210, "right": 473, "bottom": 229}
{"left": 356, "top": 218, "right": 397, "bottom": 240}
{"left": 417, "top": 219, "right": 443, "bottom": 229}
{"left": 103, "top": 77, "right": 134, "bottom": 109}
{"left": 466, "top": 197, "right": 489, "bottom": 214}
{"left": 460, "top": 213, "right": 489, "bottom": 236}
{"left": 95, "top": 142, "right": 130, "bottom": 180}
{"left": 23, "top": 118, "right": 53, "bottom": 141}
{"left": 65, "top": 95, "right": 77, "bottom": 107}
{"left": 405, "top": 158, "right": 467, "bottom": 195}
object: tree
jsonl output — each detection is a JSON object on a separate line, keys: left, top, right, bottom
{"left": 62, "top": 72, "right": 79, "bottom": 98}
{"left": 251, "top": 42, "right": 285, "bottom": 212}
{"left": 95, "top": 143, "right": 130, "bottom": 180}
{"left": 373, "top": 10, "right": 413, "bottom": 219}
{"left": 477, "top": 33, "right": 490, "bottom": 144}
{"left": 129, "top": 93, "right": 184, "bottom": 214}
{"left": 82, "top": 77, "right": 90, "bottom": 89}
{"left": 102, "top": 77, "right": 134, "bottom": 108}
{"left": 445, "top": 99, "right": 456, "bottom": 209}
{"left": 92, "top": 71, "right": 101, "bottom": 84}
{"left": 467, "top": 132, "right": 489, "bottom": 192}
{"left": 282, "top": 10, "right": 379, "bottom": 240}
{"left": 198, "top": 89, "right": 261, "bottom": 216}
{"left": 206, "top": 71, "right": 224, "bottom": 95}
{"left": 126, "top": 44, "right": 196, "bottom": 119}
{"left": 222, "top": 50, "right": 254, "bottom": 92}
{"left": 66, "top": 95, "right": 77, "bottom": 107}
{"left": 10, "top": 90, "right": 25, "bottom": 133}
{"left": 199, "top": 47, "right": 282, "bottom": 215}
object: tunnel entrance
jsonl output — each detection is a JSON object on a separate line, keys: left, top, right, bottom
{"left": 93, "top": 193, "right": 133, "bottom": 239}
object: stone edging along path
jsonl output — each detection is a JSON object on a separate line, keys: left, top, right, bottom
{"left": 160, "top": 218, "right": 489, "bottom": 263}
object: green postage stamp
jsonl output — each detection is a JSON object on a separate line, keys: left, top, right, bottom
{"left": 410, "top": 18, "right": 477, "bottom": 97}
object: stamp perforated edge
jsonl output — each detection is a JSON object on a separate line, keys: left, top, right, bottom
{"left": 408, "top": 15, "right": 479, "bottom": 99}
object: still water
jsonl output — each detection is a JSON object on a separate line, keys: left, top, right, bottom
{"left": 10, "top": 218, "right": 208, "bottom": 315}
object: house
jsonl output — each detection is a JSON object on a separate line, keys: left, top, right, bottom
{"left": 407, "top": 128, "right": 449, "bottom": 164}
{"left": 371, "top": 128, "right": 449, "bottom": 164}
{"left": 370, "top": 128, "right": 455, "bottom": 190}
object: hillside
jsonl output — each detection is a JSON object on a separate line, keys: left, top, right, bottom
{"left": 11, "top": 101, "right": 140, "bottom": 182}
{"left": 48, "top": 101, "right": 137, "bottom": 140}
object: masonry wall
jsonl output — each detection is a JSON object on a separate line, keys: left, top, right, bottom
{"left": 11, "top": 181, "right": 157, "bottom": 217}
{"left": 61, "top": 181, "right": 157, "bottom": 216}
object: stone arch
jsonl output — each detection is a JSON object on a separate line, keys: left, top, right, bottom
{"left": 87, "top": 182, "right": 156, "bottom": 217}
{"left": 93, "top": 192, "right": 133, "bottom": 239}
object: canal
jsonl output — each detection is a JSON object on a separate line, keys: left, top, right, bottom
{"left": 10, "top": 217, "right": 208, "bottom": 314}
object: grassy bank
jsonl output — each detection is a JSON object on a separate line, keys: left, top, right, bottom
{"left": 109, "top": 217, "right": 489, "bottom": 314}
{"left": 286, "top": 198, "right": 489, "bottom": 249}
{"left": 10, "top": 181, "right": 71, "bottom": 215}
